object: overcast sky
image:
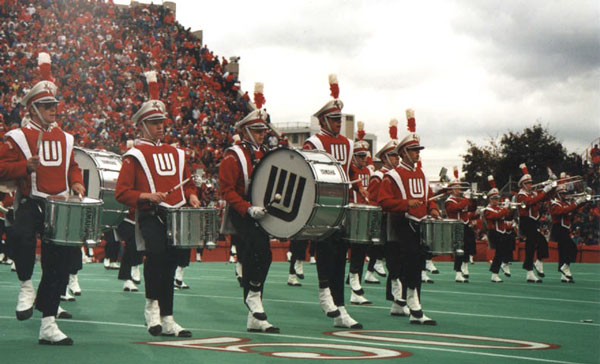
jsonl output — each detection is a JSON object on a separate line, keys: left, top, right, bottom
{"left": 117, "top": 0, "right": 599, "bottom": 179}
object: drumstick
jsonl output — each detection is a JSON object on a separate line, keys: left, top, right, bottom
{"left": 166, "top": 177, "right": 191, "bottom": 194}
{"left": 266, "top": 193, "right": 282, "bottom": 209}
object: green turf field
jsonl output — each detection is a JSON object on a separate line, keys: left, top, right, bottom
{"left": 1, "top": 260, "right": 598, "bottom": 363}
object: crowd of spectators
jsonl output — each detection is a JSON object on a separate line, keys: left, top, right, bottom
{"left": 0, "top": 0, "right": 250, "bottom": 193}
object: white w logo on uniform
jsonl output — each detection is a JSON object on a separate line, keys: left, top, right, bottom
{"left": 330, "top": 144, "right": 347, "bottom": 165}
{"left": 408, "top": 178, "right": 424, "bottom": 198}
{"left": 40, "top": 140, "right": 62, "bottom": 166}
{"left": 153, "top": 153, "right": 176, "bottom": 176}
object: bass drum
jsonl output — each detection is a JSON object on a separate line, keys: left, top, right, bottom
{"left": 250, "top": 148, "right": 348, "bottom": 240}
{"left": 74, "top": 147, "right": 128, "bottom": 231}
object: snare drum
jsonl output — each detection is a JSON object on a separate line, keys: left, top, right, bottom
{"left": 74, "top": 147, "right": 128, "bottom": 231}
{"left": 250, "top": 148, "right": 348, "bottom": 240}
{"left": 420, "top": 218, "right": 464, "bottom": 256}
{"left": 44, "top": 195, "right": 103, "bottom": 246}
{"left": 342, "top": 203, "right": 382, "bottom": 245}
{"left": 167, "top": 207, "right": 219, "bottom": 249}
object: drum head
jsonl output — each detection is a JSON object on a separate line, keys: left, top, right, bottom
{"left": 74, "top": 148, "right": 121, "bottom": 199}
{"left": 251, "top": 148, "right": 338, "bottom": 239}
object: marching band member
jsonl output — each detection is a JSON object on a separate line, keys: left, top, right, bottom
{"left": 368, "top": 121, "right": 406, "bottom": 315}
{"left": 550, "top": 178, "right": 586, "bottom": 283}
{"left": 0, "top": 52, "right": 84, "bottom": 345}
{"left": 303, "top": 74, "right": 362, "bottom": 329}
{"left": 517, "top": 163, "right": 554, "bottom": 283}
{"left": 444, "top": 166, "right": 476, "bottom": 283}
{"left": 218, "top": 102, "right": 280, "bottom": 333}
{"left": 347, "top": 136, "right": 373, "bottom": 305}
{"left": 115, "top": 71, "right": 199, "bottom": 337}
{"left": 484, "top": 176, "right": 512, "bottom": 283}
{"left": 116, "top": 209, "right": 143, "bottom": 292}
{"left": 377, "top": 109, "right": 439, "bottom": 325}
{"left": 287, "top": 239, "right": 308, "bottom": 286}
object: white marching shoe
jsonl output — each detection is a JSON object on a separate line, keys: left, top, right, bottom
{"left": 469, "top": 255, "right": 474, "bottom": 264}
{"left": 161, "top": 315, "right": 192, "bottom": 337}
{"left": 103, "top": 258, "right": 110, "bottom": 269}
{"left": 364, "top": 270, "right": 380, "bottom": 284}
{"left": 247, "top": 312, "right": 280, "bottom": 333}
{"left": 294, "top": 260, "right": 304, "bottom": 279}
{"left": 350, "top": 291, "right": 372, "bottom": 305}
{"left": 245, "top": 290, "right": 267, "bottom": 320}
{"left": 460, "top": 262, "right": 470, "bottom": 278}
{"left": 318, "top": 287, "right": 340, "bottom": 318}
{"left": 455, "top": 271, "right": 468, "bottom": 283}
{"left": 390, "top": 301, "right": 410, "bottom": 316}
{"left": 501, "top": 263, "right": 512, "bottom": 277}
{"left": 309, "top": 256, "right": 316, "bottom": 264}
{"left": 196, "top": 252, "right": 202, "bottom": 262}
{"left": 39, "top": 316, "right": 73, "bottom": 345}
{"left": 491, "top": 273, "right": 503, "bottom": 283}
{"left": 174, "top": 266, "right": 190, "bottom": 289}
{"left": 373, "top": 259, "right": 387, "bottom": 277}
{"left": 334, "top": 306, "right": 363, "bottom": 329}
{"left": 287, "top": 274, "right": 301, "bottom": 287}
{"left": 561, "top": 273, "right": 574, "bottom": 283}
{"left": 109, "top": 261, "right": 120, "bottom": 270}
{"left": 57, "top": 306, "right": 73, "bottom": 319}
{"left": 560, "top": 263, "right": 573, "bottom": 279}
{"left": 68, "top": 274, "right": 81, "bottom": 296}
{"left": 61, "top": 287, "right": 75, "bottom": 302}
{"left": 144, "top": 299, "right": 161, "bottom": 336}
{"left": 534, "top": 259, "right": 545, "bottom": 277}
{"left": 235, "top": 262, "right": 243, "bottom": 287}
{"left": 286, "top": 251, "right": 292, "bottom": 262}
{"left": 123, "top": 279, "right": 138, "bottom": 292}
{"left": 526, "top": 270, "right": 542, "bottom": 283}
{"left": 421, "top": 270, "right": 434, "bottom": 283}
{"left": 16, "top": 280, "right": 36, "bottom": 320}
{"left": 425, "top": 260, "right": 439, "bottom": 274}
{"left": 131, "top": 265, "right": 141, "bottom": 284}
{"left": 407, "top": 288, "right": 436, "bottom": 325}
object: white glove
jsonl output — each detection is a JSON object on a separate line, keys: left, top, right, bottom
{"left": 503, "top": 199, "right": 510, "bottom": 208}
{"left": 543, "top": 183, "right": 553, "bottom": 194}
{"left": 247, "top": 206, "right": 267, "bottom": 219}
{"left": 463, "top": 190, "right": 472, "bottom": 200}
{"left": 575, "top": 197, "right": 587, "bottom": 205}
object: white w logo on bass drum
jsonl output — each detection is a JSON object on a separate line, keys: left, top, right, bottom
{"left": 40, "top": 140, "right": 62, "bottom": 166}
{"left": 153, "top": 153, "right": 176, "bottom": 176}
{"left": 408, "top": 178, "right": 425, "bottom": 198}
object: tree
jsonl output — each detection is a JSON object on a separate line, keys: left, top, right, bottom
{"left": 462, "top": 124, "right": 575, "bottom": 192}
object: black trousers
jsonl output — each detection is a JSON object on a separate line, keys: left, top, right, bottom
{"left": 454, "top": 224, "right": 476, "bottom": 271}
{"left": 289, "top": 239, "right": 308, "bottom": 274}
{"left": 520, "top": 217, "right": 549, "bottom": 270}
{"left": 13, "top": 198, "right": 70, "bottom": 317}
{"left": 104, "top": 230, "right": 120, "bottom": 263}
{"left": 349, "top": 243, "right": 368, "bottom": 279}
{"left": 116, "top": 221, "right": 144, "bottom": 281}
{"left": 230, "top": 209, "right": 272, "bottom": 301}
{"left": 552, "top": 224, "right": 577, "bottom": 269}
{"left": 489, "top": 230, "right": 510, "bottom": 274}
{"left": 315, "top": 231, "right": 348, "bottom": 307}
{"left": 138, "top": 209, "right": 178, "bottom": 316}
{"left": 385, "top": 221, "right": 424, "bottom": 301}
{"left": 366, "top": 244, "right": 384, "bottom": 272}
{"left": 67, "top": 246, "right": 82, "bottom": 275}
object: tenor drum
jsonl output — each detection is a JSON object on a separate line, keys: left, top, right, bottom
{"left": 43, "top": 196, "right": 103, "bottom": 246}
{"left": 74, "top": 147, "right": 128, "bottom": 231}
{"left": 250, "top": 148, "right": 348, "bottom": 240}
{"left": 420, "top": 219, "right": 464, "bottom": 256}
{"left": 342, "top": 203, "right": 382, "bottom": 245}
{"left": 167, "top": 207, "right": 219, "bottom": 249}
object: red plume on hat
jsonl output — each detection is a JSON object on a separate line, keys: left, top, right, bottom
{"left": 254, "top": 82, "right": 265, "bottom": 109}
{"left": 38, "top": 52, "right": 53, "bottom": 82}
{"left": 329, "top": 74, "right": 339, "bottom": 99}
{"left": 406, "top": 109, "right": 416, "bottom": 133}
{"left": 417, "top": 156, "right": 422, "bottom": 170}
{"left": 520, "top": 163, "right": 529, "bottom": 176}
{"left": 389, "top": 118, "right": 398, "bottom": 140}
{"left": 144, "top": 71, "right": 159, "bottom": 100}
{"left": 488, "top": 175, "right": 496, "bottom": 188}
{"left": 453, "top": 166, "right": 459, "bottom": 179}
{"left": 356, "top": 121, "right": 365, "bottom": 141}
